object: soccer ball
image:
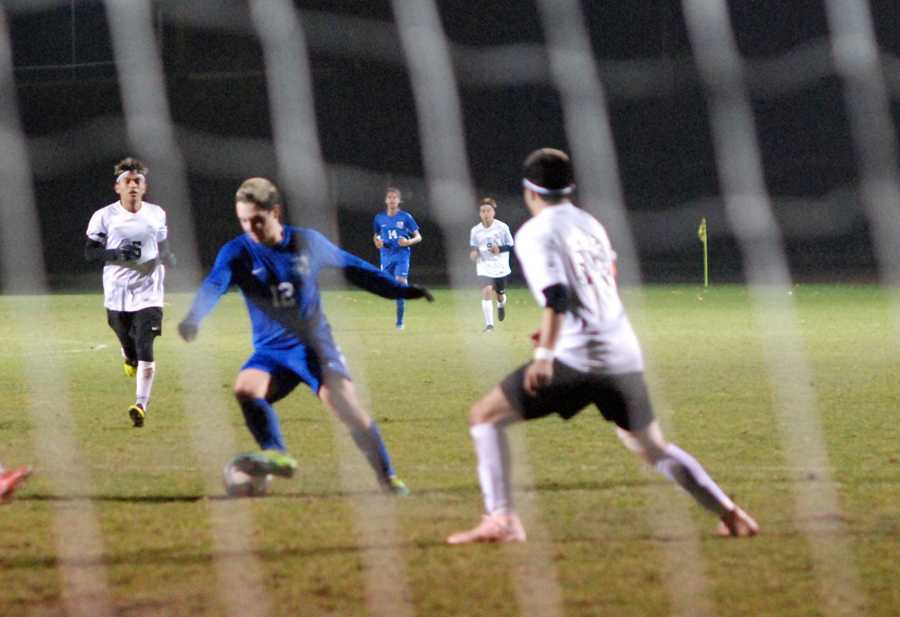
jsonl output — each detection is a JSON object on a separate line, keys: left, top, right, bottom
{"left": 223, "top": 460, "right": 272, "bottom": 498}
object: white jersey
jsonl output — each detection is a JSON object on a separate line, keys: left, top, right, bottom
{"left": 515, "top": 202, "right": 644, "bottom": 374}
{"left": 86, "top": 201, "right": 168, "bottom": 312}
{"left": 470, "top": 219, "right": 514, "bottom": 278}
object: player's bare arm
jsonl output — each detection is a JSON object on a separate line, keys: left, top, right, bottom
{"left": 524, "top": 301, "right": 565, "bottom": 395}
{"left": 397, "top": 230, "right": 422, "bottom": 247}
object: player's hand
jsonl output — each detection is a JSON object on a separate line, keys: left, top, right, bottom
{"left": 403, "top": 284, "right": 434, "bottom": 302}
{"left": 161, "top": 252, "right": 177, "bottom": 268}
{"left": 524, "top": 359, "right": 553, "bottom": 395}
{"left": 110, "top": 242, "right": 141, "bottom": 262}
{"left": 529, "top": 330, "right": 540, "bottom": 347}
{"left": 374, "top": 236, "right": 384, "bottom": 249}
{"left": 397, "top": 237, "right": 410, "bottom": 247}
{"left": 490, "top": 244, "right": 500, "bottom": 255}
{"left": 469, "top": 249, "right": 478, "bottom": 262}
{"left": 177, "top": 320, "right": 198, "bottom": 342}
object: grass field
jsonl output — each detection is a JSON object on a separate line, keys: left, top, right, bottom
{"left": 1, "top": 285, "right": 897, "bottom": 617}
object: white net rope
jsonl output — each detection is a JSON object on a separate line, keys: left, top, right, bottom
{"left": 3, "top": 2, "right": 897, "bottom": 616}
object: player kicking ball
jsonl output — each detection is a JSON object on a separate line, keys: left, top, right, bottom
{"left": 448, "top": 149, "right": 758, "bottom": 544}
{"left": 178, "top": 178, "right": 433, "bottom": 495}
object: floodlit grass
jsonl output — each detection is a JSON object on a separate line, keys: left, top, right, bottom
{"left": 0, "top": 285, "right": 897, "bottom": 616}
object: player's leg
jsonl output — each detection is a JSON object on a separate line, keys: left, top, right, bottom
{"left": 494, "top": 276, "right": 508, "bottom": 322}
{"left": 318, "top": 372, "right": 409, "bottom": 495}
{"left": 394, "top": 255, "right": 411, "bottom": 329}
{"left": 127, "top": 307, "right": 163, "bottom": 427}
{"left": 479, "top": 279, "right": 494, "bottom": 331}
{"left": 0, "top": 465, "right": 32, "bottom": 503}
{"left": 106, "top": 309, "right": 138, "bottom": 377}
{"left": 447, "top": 384, "right": 527, "bottom": 544}
{"left": 608, "top": 374, "right": 758, "bottom": 536}
{"left": 230, "top": 364, "right": 297, "bottom": 478}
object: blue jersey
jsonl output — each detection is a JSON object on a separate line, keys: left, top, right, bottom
{"left": 183, "top": 226, "right": 403, "bottom": 350}
{"left": 373, "top": 210, "right": 419, "bottom": 261}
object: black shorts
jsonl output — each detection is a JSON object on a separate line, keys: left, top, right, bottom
{"left": 499, "top": 360, "right": 655, "bottom": 432}
{"left": 106, "top": 306, "right": 163, "bottom": 346}
{"left": 477, "top": 275, "right": 507, "bottom": 295}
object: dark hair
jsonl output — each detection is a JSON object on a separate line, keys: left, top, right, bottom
{"left": 114, "top": 157, "right": 147, "bottom": 178}
{"left": 385, "top": 187, "right": 402, "bottom": 200}
{"left": 236, "top": 177, "right": 281, "bottom": 211}
{"left": 522, "top": 148, "right": 574, "bottom": 202}
{"left": 479, "top": 197, "right": 497, "bottom": 209}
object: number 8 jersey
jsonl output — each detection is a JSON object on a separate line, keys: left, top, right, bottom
{"left": 514, "top": 202, "right": 644, "bottom": 375}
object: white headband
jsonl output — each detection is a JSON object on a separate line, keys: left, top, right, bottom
{"left": 522, "top": 177, "right": 574, "bottom": 196}
{"left": 116, "top": 171, "right": 146, "bottom": 184}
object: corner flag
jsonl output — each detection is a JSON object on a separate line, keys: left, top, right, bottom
{"left": 698, "top": 217, "right": 708, "bottom": 287}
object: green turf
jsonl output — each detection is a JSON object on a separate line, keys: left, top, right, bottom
{"left": 0, "top": 285, "right": 897, "bottom": 616}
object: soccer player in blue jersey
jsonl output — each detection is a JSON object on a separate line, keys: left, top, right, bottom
{"left": 372, "top": 188, "right": 422, "bottom": 329}
{"left": 177, "top": 177, "right": 433, "bottom": 495}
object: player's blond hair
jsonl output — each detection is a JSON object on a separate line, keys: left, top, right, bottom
{"left": 236, "top": 177, "right": 281, "bottom": 211}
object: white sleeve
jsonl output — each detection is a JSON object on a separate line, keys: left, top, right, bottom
{"left": 470, "top": 226, "right": 477, "bottom": 248}
{"left": 515, "top": 225, "right": 566, "bottom": 299}
{"left": 86, "top": 209, "right": 107, "bottom": 243}
{"left": 157, "top": 208, "right": 168, "bottom": 242}
{"left": 503, "top": 223, "right": 514, "bottom": 247}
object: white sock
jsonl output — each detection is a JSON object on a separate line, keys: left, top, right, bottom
{"left": 470, "top": 422, "right": 511, "bottom": 514}
{"left": 654, "top": 443, "right": 734, "bottom": 515}
{"left": 497, "top": 293, "right": 506, "bottom": 307}
{"left": 136, "top": 361, "right": 156, "bottom": 409}
{"left": 481, "top": 300, "right": 494, "bottom": 327}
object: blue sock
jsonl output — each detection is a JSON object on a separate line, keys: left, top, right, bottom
{"left": 396, "top": 299, "right": 405, "bottom": 326}
{"left": 350, "top": 422, "right": 396, "bottom": 482}
{"left": 239, "top": 398, "right": 286, "bottom": 451}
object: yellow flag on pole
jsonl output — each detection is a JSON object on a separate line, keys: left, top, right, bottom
{"left": 698, "top": 217, "right": 707, "bottom": 243}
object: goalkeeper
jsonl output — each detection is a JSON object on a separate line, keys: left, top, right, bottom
{"left": 178, "top": 177, "right": 432, "bottom": 495}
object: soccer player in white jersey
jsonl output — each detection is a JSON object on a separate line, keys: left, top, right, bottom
{"left": 469, "top": 197, "right": 513, "bottom": 331}
{"left": 85, "top": 158, "right": 176, "bottom": 428}
{"left": 448, "top": 148, "right": 758, "bottom": 544}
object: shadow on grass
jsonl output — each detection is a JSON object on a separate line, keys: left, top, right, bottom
{"left": 0, "top": 539, "right": 440, "bottom": 571}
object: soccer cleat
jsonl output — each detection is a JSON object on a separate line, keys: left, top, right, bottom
{"left": 128, "top": 403, "right": 145, "bottom": 428}
{"left": 483, "top": 325, "right": 494, "bottom": 332}
{"left": 383, "top": 475, "right": 411, "bottom": 497}
{"left": 232, "top": 450, "right": 298, "bottom": 478}
{"left": 396, "top": 323, "right": 405, "bottom": 331}
{"left": 498, "top": 304, "right": 506, "bottom": 322}
{"left": 123, "top": 360, "right": 138, "bottom": 378}
{"left": 447, "top": 512, "right": 527, "bottom": 545}
{"left": 717, "top": 506, "right": 759, "bottom": 538}
{"left": 0, "top": 466, "right": 32, "bottom": 504}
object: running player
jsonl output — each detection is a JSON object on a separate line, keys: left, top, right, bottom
{"left": 469, "top": 197, "right": 513, "bottom": 331}
{"left": 85, "top": 157, "right": 176, "bottom": 427}
{"left": 178, "top": 178, "right": 433, "bottom": 494}
{"left": 448, "top": 148, "right": 758, "bottom": 543}
{"left": 373, "top": 187, "right": 422, "bottom": 329}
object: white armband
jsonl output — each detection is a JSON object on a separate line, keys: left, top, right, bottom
{"left": 533, "top": 347, "right": 554, "bottom": 362}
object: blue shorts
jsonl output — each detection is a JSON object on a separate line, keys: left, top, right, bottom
{"left": 242, "top": 338, "right": 350, "bottom": 402}
{"left": 381, "top": 253, "right": 411, "bottom": 280}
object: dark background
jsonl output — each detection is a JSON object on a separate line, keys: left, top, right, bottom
{"left": 7, "top": 0, "right": 900, "bottom": 288}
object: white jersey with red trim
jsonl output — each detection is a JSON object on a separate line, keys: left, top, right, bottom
{"left": 514, "top": 202, "right": 643, "bottom": 374}
{"left": 470, "top": 219, "right": 514, "bottom": 278}
{"left": 86, "top": 201, "right": 168, "bottom": 312}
